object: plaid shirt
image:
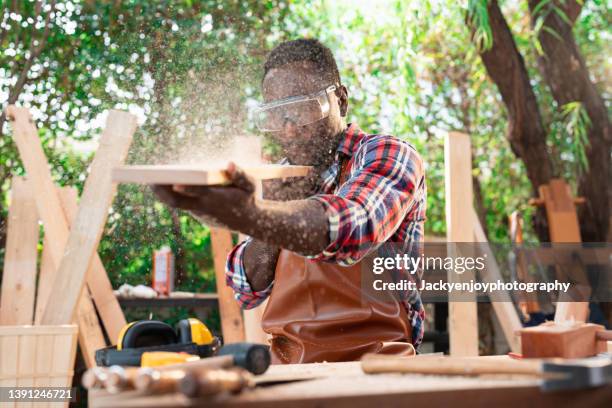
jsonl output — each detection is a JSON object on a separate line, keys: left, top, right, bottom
{"left": 225, "top": 123, "right": 427, "bottom": 347}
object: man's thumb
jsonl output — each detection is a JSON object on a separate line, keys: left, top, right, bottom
{"left": 226, "top": 162, "right": 255, "bottom": 193}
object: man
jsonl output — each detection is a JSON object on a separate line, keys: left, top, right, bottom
{"left": 152, "top": 39, "right": 426, "bottom": 364}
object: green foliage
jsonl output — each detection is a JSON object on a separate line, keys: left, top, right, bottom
{"left": 467, "top": 0, "right": 494, "bottom": 51}
{"left": 0, "top": 0, "right": 609, "bottom": 303}
{"left": 530, "top": 0, "right": 572, "bottom": 55}
{"left": 552, "top": 101, "right": 591, "bottom": 174}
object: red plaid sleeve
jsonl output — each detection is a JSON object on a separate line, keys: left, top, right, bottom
{"left": 308, "top": 135, "right": 424, "bottom": 265}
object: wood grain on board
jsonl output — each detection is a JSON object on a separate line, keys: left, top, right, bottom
{"left": 112, "top": 164, "right": 312, "bottom": 185}
{"left": 0, "top": 177, "right": 39, "bottom": 325}
{"left": 444, "top": 132, "right": 478, "bottom": 357}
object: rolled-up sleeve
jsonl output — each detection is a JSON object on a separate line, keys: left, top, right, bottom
{"left": 308, "top": 135, "right": 424, "bottom": 265}
{"left": 225, "top": 238, "right": 274, "bottom": 309}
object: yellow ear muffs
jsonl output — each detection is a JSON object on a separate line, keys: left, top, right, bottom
{"left": 117, "top": 320, "right": 178, "bottom": 350}
{"left": 176, "top": 318, "right": 214, "bottom": 346}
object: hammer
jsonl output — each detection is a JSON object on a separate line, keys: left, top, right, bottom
{"left": 361, "top": 354, "right": 612, "bottom": 392}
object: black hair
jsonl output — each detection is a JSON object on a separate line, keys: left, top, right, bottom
{"left": 263, "top": 38, "right": 341, "bottom": 86}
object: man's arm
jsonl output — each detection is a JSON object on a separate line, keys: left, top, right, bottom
{"left": 224, "top": 237, "right": 278, "bottom": 309}
{"left": 242, "top": 239, "right": 280, "bottom": 292}
{"left": 151, "top": 163, "right": 330, "bottom": 256}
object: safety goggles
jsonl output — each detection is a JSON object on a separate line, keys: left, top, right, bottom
{"left": 253, "top": 85, "right": 337, "bottom": 132}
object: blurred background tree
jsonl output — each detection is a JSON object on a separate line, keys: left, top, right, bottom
{"left": 1, "top": 0, "right": 609, "bottom": 302}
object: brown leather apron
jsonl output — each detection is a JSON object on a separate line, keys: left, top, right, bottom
{"left": 261, "top": 250, "right": 414, "bottom": 364}
{"left": 261, "top": 154, "right": 414, "bottom": 364}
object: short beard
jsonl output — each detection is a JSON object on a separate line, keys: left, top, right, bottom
{"left": 310, "top": 128, "right": 345, "bottom": 172}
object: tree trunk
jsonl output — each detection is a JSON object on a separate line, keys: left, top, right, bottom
{"left": 527, "top": 0, "right": 611, "bottom": 242}
{"left": 471, "top": 0, "right": 554, "bottom": 240}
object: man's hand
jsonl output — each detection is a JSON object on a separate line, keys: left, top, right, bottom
{"left": 151, "top": 162, "right": 330, "bottom": 256}
{"left": 150, "top": 162, "right": 257, "bottom": 226}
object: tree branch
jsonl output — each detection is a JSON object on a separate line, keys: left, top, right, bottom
{"left": 469, "top": 0, "right": 554, "bottom": 241}
{"left": 470, "top": 0, "right": 554, "bottom": 189}
{"left": 528, "top": 0, "right": 610, "bottom": 241}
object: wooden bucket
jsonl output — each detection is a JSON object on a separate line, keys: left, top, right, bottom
{"left": 0, "top": 325, "right": 78, "bottom": 407}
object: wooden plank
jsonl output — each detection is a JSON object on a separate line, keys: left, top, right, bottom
{"left": 39, "top": 110, "right": 137, "bottom": 325}
{"left": 56, "top": 186, "right": 127, "bottom": 343}
{"left": 0, "top": 177, "right": 39, "bottom": 325}
{"left": 240, "top": 181, "right": 270, "bottom": 344}
{"left": 33, "top": 187, "right": 79, "bottom": 326}
{"left": 34, "top": 174, "right": 105, "bottom": 369}
{"left": 473, "top": 208, "right": 522, "bottom": 353}
{"left": 17, "top": 334, "right": 36, "bottom": 408}
{"left": 210, "top": 228, "right": 246, "bottom": 343}
{"left": 112, "top": 164, "right": 312, "bottom": 185}
{"left": 51, "top": 326, "right": 79, "bottom": 391}
{"left": 444, "top": 132, "right": 478, "bottom": 357}
{"left": 508, "top": 212, "right": 540, "bottom": 315}
{"left": 35, "top": 238, "right": 55, "bottom": 324}
{"left": 243, "top": 301, "right": 269, "bottom": 344}
{"left": 0, "top": 334, "right": 19, "bottom": 408}
{"left": 537, "top": 179, "right": 589, "bottom": 323}
{"left": 34, "top": 334, "right": 54, "bottom": 391}
{"left": 75, "top": 290, "right": 107, "bottom": 368}
{"left": 5, "top": 106, "right": 125, "bottom": 363}
{"left": 34, "top": 193, "right": 126, "bottom": 339}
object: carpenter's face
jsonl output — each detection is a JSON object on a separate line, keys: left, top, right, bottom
{"left": 261, "top": 61, "right": 347, "bottom": 166}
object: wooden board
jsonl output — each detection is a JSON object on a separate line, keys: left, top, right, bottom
{"left": 0, "top": 177, "right": 39, "bottom": 325}
{"left": 210, "top": 228, "right": 246, "bottom": 343}
{"left": 0, "top": 325, "right": 78, "bottom": 408}
{"left": 473, "top": 208, "right": 522, "bottom": 353}
{"left": 112, "top": 164, "right": 312, "bottom": 185}
{"left": 35, "top": 237, "right": 55, "bottom": 325}
{"left": 444, "top": 132, "right": 478, "bottom": 356}
{"left": 56, "top": 185, "right": 127, "bottom": 343}
{"left": 6, "top": 106, "right": 126, "bottom": 361}
{"left": 508, "top": 212, "right": 540, "bottom": 314}
{"left": 40, "top": 110, "right": 137, "bottom": 325}
{"left": 51, "top": 186, "right": 106, "bottom": 367}
{"left": 537, "top": 179, "right": 589, "bottom": 323}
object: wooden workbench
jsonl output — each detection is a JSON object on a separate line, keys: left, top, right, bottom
{"left": 88, "top": 360, "right": 611, "bottom": 407}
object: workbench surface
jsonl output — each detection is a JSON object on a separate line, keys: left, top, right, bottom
{"left": 88, "top": 360, "right": 611, "bottom": 408}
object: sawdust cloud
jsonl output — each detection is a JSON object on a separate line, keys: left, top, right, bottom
{"left": 128, "top": 56, "right": 266, "bottom": 168}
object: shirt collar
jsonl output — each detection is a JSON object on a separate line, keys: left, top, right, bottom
{"left": 336, "top": 123, "right": 364, "bottom": 157}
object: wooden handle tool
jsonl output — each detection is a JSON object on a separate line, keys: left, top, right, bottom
{"left": 361, "top": 354, "right": 543, "bottom": 376}
{"left": 179, "top": 368, "right": 254, "bottom": 398}
{"left": 134, "top": 368, "right": 187, "bottom": 394}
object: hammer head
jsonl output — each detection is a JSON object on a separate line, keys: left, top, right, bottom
{"left": 541, "top": 356, "right": 611, "bottom": 392}
{"left": 217, "top": 343, "right": 271, "bottom": 375}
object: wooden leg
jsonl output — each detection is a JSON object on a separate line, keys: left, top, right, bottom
{"left": 444, "top": 132, "right": 478, "bottom": 356}
{"left": 210, "top": 228, "right": 246, "bottom": 343}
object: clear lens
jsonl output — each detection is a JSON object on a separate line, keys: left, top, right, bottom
{"left": 254, "top": 86, "right": 335, "bottom": 132}
{"left": 255, "top": 98, "right": 324, "bottom": 131}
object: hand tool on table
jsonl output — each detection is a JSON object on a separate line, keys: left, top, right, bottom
{"left": 361, "top": 354, "right": 612, "bottom": 391}
{"left": 83, "top": 342, "right": 271, "bottom": 395}
{"left": 132, "top": 343, "right": 270, "bottom": 395}
{"left": 179, "top": 367, "right": 254, "bottom": 397}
